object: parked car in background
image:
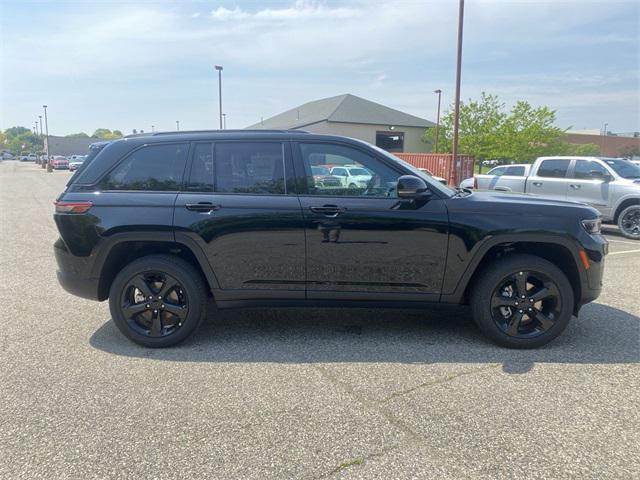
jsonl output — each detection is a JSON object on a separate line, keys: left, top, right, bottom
{"left": 467, "top": 157, "right": 640, "bottom": 239}
{"left": 417, "top": 168, "right": 448, "bottom": 185}
{"left": 54, "top": 131, "right": 607, "bottom": 349}
{"left": 20, "top": 153, "right": 38, "bottom": 162}
{"left": 329, "top": 164, "right": 372, "bottom": 188}
{"left": 50, "top": 156, "right": 69, "bottom": 169}
{"left": 68, "top": 156, "right": 87, "bottom": 171}
{"left": 310, "top": 165, "right": 342, "bottom": 188}
{"left": 468, "top": 164, "right": 532, "bottom": 191}
{"left": 1, "top": 151, "right": 15, "bottom": 160}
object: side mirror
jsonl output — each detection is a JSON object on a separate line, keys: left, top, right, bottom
{"left": 397, "top": 175, "right": 431, "bottom": 200}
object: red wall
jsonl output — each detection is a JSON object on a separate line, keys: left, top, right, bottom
{"left": 395, "top": 153, "right": 475, "bottom": 185}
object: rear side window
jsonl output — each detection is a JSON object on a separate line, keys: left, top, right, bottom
{"left": 537, "top": 159, "right": 570, "bottom": 178}
{"left": 187, "top": 143, "right": 214, "bottom": 192}
{"left": 505, "top": 166, "right": 525, "bottom": 176}
{"left": 99, "top": 143, "right": 188, "bottom": 191}
{"left": 214, "top": 142, "right": 286, "bottom": 194}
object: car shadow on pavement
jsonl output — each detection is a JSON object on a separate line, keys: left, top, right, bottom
{"left": 90, "top": 301, "right": 639, "bottom": 372}
{"left": 90, "top": 303, "right": 640, "bottom": 374}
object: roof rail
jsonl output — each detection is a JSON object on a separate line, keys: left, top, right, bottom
{"left": 148, "top": 129, "right": 310, "bottom": 136}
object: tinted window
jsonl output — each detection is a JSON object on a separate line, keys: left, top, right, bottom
{"left": 215, "top": 142, "right": 286, "bottom": 194}
{"left": 300, "top": 143, "right": 399, "bottom": 197}
{"left": 99, "top": 143, "right": 188, "bottom": 191}
{"left": 573, "top": 160, "right": 608, "bottom": 179}
{"left": 505, "top": 166, "right": 526, "bottom": 176}
{"left": 489, "top": 167, "right": 506, "bottom": 176}
{"left": 537, "top": 159, "right": 570, "bottom": 178}
{"left": 188, "top": 143, "right": 214, "bottom": 191}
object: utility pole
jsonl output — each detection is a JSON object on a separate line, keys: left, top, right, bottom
{"left": 42, "top": 105, "right": 50, "bottom": 169}
{"left": 151, "top": 125, "right": 155, "bottom": 133}
{"left": 215, "top": 65, "right": 223, "bottom": 129}
{"left": 176, "top": 120, "right": 180, "bottom": 131}
{"left": 433, "top": 89, "right": 442, "bottom": 154}
{"left": 451, "top": 0, "right": 465, "bottom": 186}
{"left": 222, "top": 113, "right": 227, "bottom": 130}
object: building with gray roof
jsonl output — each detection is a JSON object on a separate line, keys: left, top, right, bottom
{"left": 247, "top": 94, "right": 435, "bottom": 153}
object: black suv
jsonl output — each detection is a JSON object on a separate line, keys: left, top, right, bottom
{"left": 54, "top": 131, "right": 607, "bottom": 348}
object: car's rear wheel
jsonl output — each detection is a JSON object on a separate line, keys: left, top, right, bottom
{"left": 109, "top": 255, "right": 207, "bottom": 347}
{"left": 470, "top": 254, "right": 574, "bottom": 348}
{"left": 617, "top": 205, "right": 640, "bottom": 240}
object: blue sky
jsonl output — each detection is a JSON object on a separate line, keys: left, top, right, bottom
{"left": 1, "top": 0, "right": 638, "bottom": 135}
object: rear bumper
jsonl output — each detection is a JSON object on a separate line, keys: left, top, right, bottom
{"left": 54, "top": 238, "right": 101, "bottom": 301}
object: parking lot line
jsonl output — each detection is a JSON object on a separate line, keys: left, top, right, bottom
{"left": 606, "top": 239, "right": 640, "bottom": 245}
{"left": 607, "top": 249, "right": 640, "bottom": 256}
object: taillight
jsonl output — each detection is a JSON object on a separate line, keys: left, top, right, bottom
{"left": 473, "top": 176, "right": 478, "bottom": 189}
{"left": 54, "top": 200, "right": 93, "bottom": 214}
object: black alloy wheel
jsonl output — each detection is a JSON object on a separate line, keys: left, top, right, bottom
{"left": 471, "top": 254, "right": 574, "bottom": 348}
{"left": 109, "top": 255, "right": 207, "bottom": 347}
{"left": 121, "top": 272, "right": 188, "bottom": 338}
{"left": 490, "top": 270, "right": 562, "bottom": 338}
{"left": 618, "top": 205, "right": 640, "bottom": 240}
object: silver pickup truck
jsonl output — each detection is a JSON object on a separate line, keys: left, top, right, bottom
{"left": 469, "top": 156, "right": 640, "bottom": 239}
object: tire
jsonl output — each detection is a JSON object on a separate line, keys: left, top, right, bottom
{"left": 108, "top": 255, "right": 208, "bottom": 347}
{"left": 617, "top": 205, "right": 640, "bottom": 240}
{"left": 348, "top": 183, "right": 357, "bottom": 189}
{"left": 470, "top": 254, "right": 574, "bottom": 348}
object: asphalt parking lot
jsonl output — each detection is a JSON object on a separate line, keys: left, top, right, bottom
{"left": 1, "top": 160, "right": 638, "bottom": 480}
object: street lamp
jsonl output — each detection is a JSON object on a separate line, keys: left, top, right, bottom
{"left": 42, "top": 105, "right": 50, "bottom": 169}
{"left": 222, "top": 113, "right": 227, "bottom": 130}
{"left": 215, "top": 65, "right": 223, "bottom": 129}
{"left": 151, "top": 125, "right": 155, "bottom": 133}
{"left": 176, "top": 120, "right": 180, "bottom": 131}
{"left": 450, "top": 0, "right": 465, "bottom": 186}
{"left": 433, "top": 89, "right": 442, "bottom": 154}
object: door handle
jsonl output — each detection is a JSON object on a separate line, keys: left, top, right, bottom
{"left": 185, "top": 202, "right": 220, "bottom": 213}
{"left": 532, "top": 182, "right": 543, "bottom": 187}
{"left": 309, "top": 205, "right": 346, "bottom": 217}
{"left": 569, "top": 184, "right": 581, "bottom": 189}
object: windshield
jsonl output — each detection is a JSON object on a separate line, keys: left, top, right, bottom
{"left": 367, "top": 143, "right": 456, "bottom": 197}
{"left": 348, "top": 168, "right": 370, "bottom": 176}
{"left": 311, "top": 166, "right": 330, "bottom": 176}
{"left": 603, "top": 159, "right": 640, "bottom": 179}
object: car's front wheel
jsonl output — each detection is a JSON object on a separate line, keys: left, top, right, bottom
{"left": 617, "top": 205, "right": 640, "bottom": 240}
{"left": 471, "top": 254, "right": 574, "bottom": 348}
{"left": 109, "top": 255, "right": 207, "bottom": 347}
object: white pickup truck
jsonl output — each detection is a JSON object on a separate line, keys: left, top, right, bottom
{"left": 469, "top": 156, "right": 640, "bottom": 239}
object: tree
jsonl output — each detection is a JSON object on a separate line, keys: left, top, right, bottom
{"left": 92, "top": 128, "right": 123, "bottom": 139}
{"left": 66, "top": 132, "right": 90, "bottom": 138}
{"left": 567, "top": 143, "right": 601, "bottom": 156}
{"left": 423, "top": 93, "right": 569, "bottom": 163}
{"left": 4, "top": 126, "right": 31, "bottom": 138}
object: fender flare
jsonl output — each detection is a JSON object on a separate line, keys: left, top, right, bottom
{"left": 440, "top": 233, "right": 585, "bottom": 304}
{"left": 90, "top": 231, "right": 220, "bottom": 294}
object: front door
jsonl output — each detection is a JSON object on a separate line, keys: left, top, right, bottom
{"left": 293, "top": 141, "right": 449, "bottom": 301}
{"left": 174, "top": 141, "right": 306, "bottom": 301}
{"left": 527, "top": 158, "right": 570, "bottom": 201}
{"left": 566, "top": 159, "right": 612, "bottom": 217}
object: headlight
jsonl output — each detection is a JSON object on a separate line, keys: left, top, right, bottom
{"left": 581, "top": 218, "right": 602, "bottom": 234}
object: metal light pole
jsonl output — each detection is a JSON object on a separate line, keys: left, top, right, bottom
{"left": 42, "top": 105, "right": 50, "bottom": 169}
{"left": 151, "top": 125, "right": 155, "bottom": 133}
{"left": 602, "top": 123, "right": 608, "bottom": 155}
{"left": 433, "top": 89, "right": 442, "bottom": 153}
{"left": 176, "top": 120, "right": 180, "bottom": 131}
{"left": 451, "top": 0, "right": 465, "bottom": 186}
{"left": 215, "top": 65, "right": 223, "bottom": 129}
{"left": 222, "top": 113, "right": 227, "bottom": 130}
{"left": 34, "top": 122, "right": 38, "bottom": 136}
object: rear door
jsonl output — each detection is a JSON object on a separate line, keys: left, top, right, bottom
{"left": 527, "top": 159, "right": 570, "bottom": 200}
{"left": 566, "top": 159, "right": 613, "bottom": 215}
{"left": 173, "top": 140, "right": 306, "bottom": 301}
